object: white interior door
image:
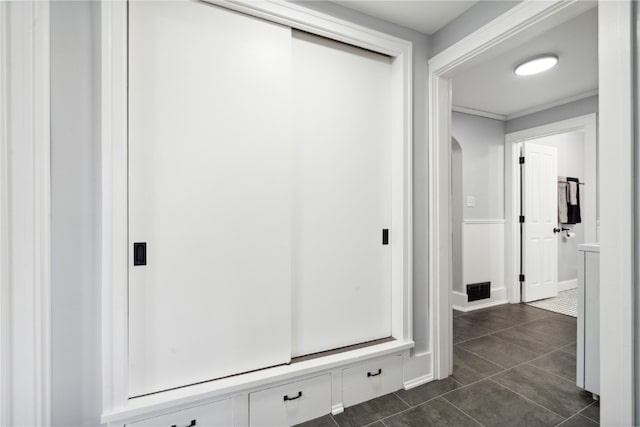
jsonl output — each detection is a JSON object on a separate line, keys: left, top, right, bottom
{"left": 128, "top": 1, "right": 293, "bottom": 396}
{"left": 291, "top": 31, "right": 392, "bottom": 357}
{"left": 522, "top": 143, "right": 559, "bottom": 302}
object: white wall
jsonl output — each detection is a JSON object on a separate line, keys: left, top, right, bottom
{"left": 452, "top": 112, "right": 505, "bottom": 220}
{"left": 533, "top": 131, "right": 586, "bottom": 284}
{"left": 451, "top": 112, "right": 507, "bottom": 309}
{"left": 50, "top": 2, "right": 102, "bottom": 426}
{"left": 505, "top": 95, "right": 598, "bottom": 134}
{"left": 430, "top": 1, "right": 522, "bottom": 57}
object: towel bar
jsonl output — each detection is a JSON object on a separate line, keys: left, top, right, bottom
{"left": 558, "top": 179, "right": 585, "bottom": 185}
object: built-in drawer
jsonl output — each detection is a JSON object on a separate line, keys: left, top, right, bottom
{"left": 249, "top": 374, "right": 331, "bottom": 427}
{"left": 126, "top": 398, "right": 234, "bottom": 427}
{"left": 342, "top": 354, "right": 403, "bottom": 407}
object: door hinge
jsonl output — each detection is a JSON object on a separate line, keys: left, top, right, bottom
{"left": 519, "top": 215, "right": 525, "bottom": 223}
{"left": 519, "top": 156, "right": 525, "bottom": 164}
{"left": 519, "top": 274, "right": 525, "bottom": 282}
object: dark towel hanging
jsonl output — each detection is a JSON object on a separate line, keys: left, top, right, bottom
{"left": 566, "top": 177, "right": 582, "bottom": 224}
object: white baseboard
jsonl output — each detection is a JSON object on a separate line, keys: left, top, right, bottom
{"left": 452, "top": 288, "right": 508, "bottom": 312}
{"left": 402, "top": 351, "right": 432, "bottom": 390}
{"left": 403, "top": 373, "right": 433, "bottom": 390}
{"left": 331, "top": 404, "right": 344, "bottom": 415}
{"left": 558, "top": 279, "right": 578, "bottom": 291}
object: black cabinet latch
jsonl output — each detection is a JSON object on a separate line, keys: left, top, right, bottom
{"left": 133, "top": 242, "right": 146, "bottom": 266}
{"left": 382, "top": 229, "right": 389, "bottom": 245}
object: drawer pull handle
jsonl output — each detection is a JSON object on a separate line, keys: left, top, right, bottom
{"left": 367, "top": 369, "right": 382, "bottom": 378}
{"left": 284, "top": 391, "right": 303, "bottom": 401}
{"left": 171, "top": 420, "right": 196, "bottom": 427}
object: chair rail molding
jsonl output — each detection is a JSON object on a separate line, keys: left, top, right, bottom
{"left": 0, "top": 1, "right": 52, "bottom": 426}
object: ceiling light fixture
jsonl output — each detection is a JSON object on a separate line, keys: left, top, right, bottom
{"left": 514, "top": 55, "right": 559, "bottom": 76}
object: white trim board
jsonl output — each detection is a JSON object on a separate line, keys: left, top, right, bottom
{"left": 463, "top": 219, "right": 506, "bottom": 225}
{"left": 402, "top": 351, "right": 433, "bottom": 390}
{"left": 453, "top": 89, "right": 598, "bottom": 123}
{"left": 428, "top": 5, "right": 634, "bottom": 425}
{"left": 0, "top": 2, "right": 51, "bottom": 425}
{"left": 102, "top": 0, "right": 414, "bottom": 421}
{"left": 452, "top": 105, "right": 506, "bottom": 121}
{"left": 558, "top": 279, "right": 578, "bottom": 292}
{"left": 452, "top": 289, "right": 508, "bottom": 312}
{"left": 598, "top": 2, "right": 634, "bottom": 424}
{"left": 428, "top": 0, "right": 596, "bottom": 381}
{"left": 505, "top": 113, "right": 597, "bottom": 304}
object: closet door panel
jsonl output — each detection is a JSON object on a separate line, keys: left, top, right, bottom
{"left": 128, "top": 1, "right": 292, "bottom": 397}
{"left": 291, "top": 31, "right": 393, "bottom": 357}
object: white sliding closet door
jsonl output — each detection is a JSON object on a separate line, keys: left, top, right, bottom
{"left": 291, "top": 31, "right": 393, "bottom": 357}
{"left": 128, "top": 1, "right": 293, "bottom": 397}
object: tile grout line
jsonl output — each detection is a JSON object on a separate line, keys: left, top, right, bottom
{"left": 493, "top": 364, "right": 595, "bottom": 419}
{"left": 360, "top": 419, "right": 387, "bottom": 427}
{"left": 454, "top": 325, "right": 512, "bottom": 345}
{"left": 450, "top": 377, "right": 466, "bottom": 387}
{"left": 392, "top": 391, "right": 411, "bottom": 409}
{"left": 577, "top": 400, "right": 600, "bottom": 424}
{"left": 490, "top": 324, "right": 571, "bottom": 347}
{"left": 485, "top": 378, "right": 568, "bottom": 421}
{"left": 454, "top": 344, "right": 512, "bottom": 370}
{"left": 456, "top": 323, "right": 576, "bottom": 376}
{"left": 557, "top": 344, "right": 577, "bottom": 356}
{"left": 438, "top": 397, "right": 486, "bottom": 427}
{"left": 362, "top": 400, "right": 424, "bottom": 424}
{"left": 523, "top": 359, "right": 579, "bottom": 384}
{"left": 488, "top": 331, "right": 555, "bottom": 356}
{"left": 448, "top": 307, "right": 581, "bottom": 423}
{"left": 455, "top": 315, "right": 573, "bottom": 348}
{"left": 372, "top": 396, "right": 486, "bottom": 427}
{"left": 517, "top": 323, "right": 574, "bottom": 344}
{"left": 553, "top": 412, "right": 585, "bottom": 426}
{"left": 332, "top": 309, "right": 580, "bottom": 427}
{"left": 443, "top": 343, "right": 571, "bottom": 405}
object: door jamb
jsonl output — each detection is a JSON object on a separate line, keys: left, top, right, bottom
{"left": 428, "top": 4, "right": 634, "bottom": 424}
{"left": 428, "top": 0, "right": 595, "bottom": 381}
{"left": 505, "top": 113, "right": 598, "bottom": 303}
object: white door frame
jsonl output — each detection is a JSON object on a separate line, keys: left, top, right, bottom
{"left": 505, "top": 114, "right": 597, "bottom": 303}
{"left": 0, "top": 1, "right": 52, "bottom": 426}
{"left": 428, "top": 1, "right": 634, "bottom": 424}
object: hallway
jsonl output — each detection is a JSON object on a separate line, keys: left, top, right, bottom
{"left": 300, "top": 304, "right": 599, "bottom": 427}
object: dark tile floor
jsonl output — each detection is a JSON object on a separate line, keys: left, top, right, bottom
{"left": 297, "top": 303, "right": 599, "bottom": 427}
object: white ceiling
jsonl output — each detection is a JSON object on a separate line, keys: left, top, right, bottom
{"left": 452, "top": 7, "right": 598, "bottom": 118}
{"left": 331, "top": 1, "right": 477, "bottom": 35}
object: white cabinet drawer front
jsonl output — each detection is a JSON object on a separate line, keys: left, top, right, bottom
{"left": 126, "top": 399, "right": 234, "bottom": 427}
{"left": 342, "top": 354, "right": 403, "bottom": 407}
{"left": 249, "top": 374, "right": 331, "bottom": 427}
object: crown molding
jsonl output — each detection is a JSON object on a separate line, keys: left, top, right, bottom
{"left": 506, "top": 89, "right": 599, "bottom": 120}
{"left": 452, "top": 105, "right": 506, "bottom": 121}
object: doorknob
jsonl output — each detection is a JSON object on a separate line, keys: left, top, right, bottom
{"left": 553, "top": 228, "right": 561, "bottom": 233}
